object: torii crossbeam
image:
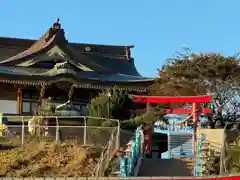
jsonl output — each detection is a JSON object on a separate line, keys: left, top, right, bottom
{"left": 130, "top": 95, "right": 211, "bottom": 103}
{"left": 129, "top": 94, "right": 212, "bottom": 130}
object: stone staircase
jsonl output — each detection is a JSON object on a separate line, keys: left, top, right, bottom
{"left": 162, "top": 133, "right": 194, "bottom": 159}
{"left": 170, "top": 133, "right": 193, "bottom": 158}
{"left": 138, "top": 152, "right": 194, "bottom": 176}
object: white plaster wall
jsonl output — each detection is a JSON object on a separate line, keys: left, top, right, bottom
{"left": 0, "top": 100, "right": 17, "bottom": 114}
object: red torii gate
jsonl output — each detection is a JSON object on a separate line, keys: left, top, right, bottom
{"left": 129, "top": 95, "right": 212, "bottom": 129}
{"left": 129, "top": 95, "right": 212, "bottom": 159}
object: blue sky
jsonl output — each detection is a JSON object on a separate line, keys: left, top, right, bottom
{"left": 1, "top": 0, "right": 240, "bottom": 77}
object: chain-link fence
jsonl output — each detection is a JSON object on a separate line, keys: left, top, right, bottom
{"left": 0, "top": 115, "right": 121, "bottom": 177}
{"left": 0, "top": 116, "right": 137, "bottom": 178}
{"left": 1, "top": 116, "right": 120, "bottom": 147}
{"left": 220, "top": 121, "right": 240, "bottom": 175}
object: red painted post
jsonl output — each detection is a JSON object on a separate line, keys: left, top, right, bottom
{"left": 144, "top": 131, "right": 152, "bottom": 158}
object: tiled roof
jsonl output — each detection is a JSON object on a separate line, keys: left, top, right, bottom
{"left": 0, "top": 21, "right": 140, "bottom": 76}
{"left": 0, "top": 20, "right": 154, "bottom": 90}
{"left": 85, "top": 54, "right": 141, "bottom": 76}
{"left": 0, "top": 65, "right": 154, "bottom": 82}
{"left": 0, "top": 37, "right": 132, "bottom": 57}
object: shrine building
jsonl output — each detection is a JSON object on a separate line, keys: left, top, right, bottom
{"left": 0, "top": 20, "right": 153, "bottom": 115}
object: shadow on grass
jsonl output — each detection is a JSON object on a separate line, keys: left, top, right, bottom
{"left": 0, "top": 144, "right": 18, "bottom": 150}
{"left": 0, "top": 137, "right": 19, "bottom": 151}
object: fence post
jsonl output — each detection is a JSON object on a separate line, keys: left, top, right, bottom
{"left": 116, "top": 119, "right": 120, "bottom": 149}
{"left": 220, "top": 127, "right": 226, "bottom": 174}
{"left": 98, "top": 152, "right": 104, "bottom": 176}
{"left": 108, "top": 133, "right": 114, "bottom": 164}
{"left": 55, "top": 117, "right": 60, "bottom": 143}
{"left": 84, "top": 116, "right": 87, "bottom": 145}
{"left": 106, "top": 139, "right": 112, "bottom": 170}
{"left": 21, "top": 116, "right": 24, "bottom": 145}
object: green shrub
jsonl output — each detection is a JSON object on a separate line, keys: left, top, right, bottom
{"left": 101, "top": 120, "right": 118, "bottom": 127}
{"left": 88, "top": 86, "right": 133, "bottom": 125}
{"left": 121, "top": 109, "right": 160, "bottom": 130}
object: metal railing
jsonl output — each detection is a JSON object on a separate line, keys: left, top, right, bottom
{"left": 119, "top": 126, "right": 144, "bottom": 177}
{"left": 194, "top": 134, "right": 206, "bottom": 176}
{"left": 194, "top": 121, "right": 240, "bottom": 176}
{"left": 1, "top": 115, "right": 120, "bottom": 145}
{"left": 0, "top": 115, "right": 120, "bottom": 178}
{"left": 93, "top": 127, "right": 119, "bottom": 177}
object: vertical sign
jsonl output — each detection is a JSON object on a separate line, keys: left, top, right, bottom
{"left": 144, "top": 132, "right": 152, "bottom": 158}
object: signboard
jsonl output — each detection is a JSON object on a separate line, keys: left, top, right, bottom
{"left": 144, "top": 133, "right": 152, "bottom": 158}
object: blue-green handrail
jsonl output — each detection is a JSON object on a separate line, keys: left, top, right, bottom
{"left": 194, "top": 134, "right": 205, "bottom": 176}
{"left": 120, "top": 126, "right": 143, "bottom": 177}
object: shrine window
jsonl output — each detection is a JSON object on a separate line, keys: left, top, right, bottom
{"left": 22, "top": 89, "right": 45, "bottom": 114}
{"left": 22, "top": 101, "right": 30, "bottom": 113}
{"left": 22, "top": 89, "right": 39, "bottom": 100}
{"left": 31, "top": 102, "right": 38, "bottom": 114}
{"left": 22, "top": 91, "right": 31, "bottom": 99}
{"left": 21, "top": 100, "right": 39, "bottom": 114}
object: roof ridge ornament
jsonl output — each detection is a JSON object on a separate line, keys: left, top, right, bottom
{"left": 45, "top": 18, "right": 62, "bottom": 42}
{"left": 53, "top": 18, "right": 61, "bottom": 30}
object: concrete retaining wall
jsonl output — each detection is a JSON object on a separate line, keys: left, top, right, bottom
{"left": 197, "top": 129, "right": 224, "bottom": 149}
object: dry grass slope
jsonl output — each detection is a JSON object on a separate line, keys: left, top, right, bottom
{"left": 0, "top": 139, "right": 101, "bottom": 177}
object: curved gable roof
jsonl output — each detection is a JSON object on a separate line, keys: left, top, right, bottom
{"left": 0, "top": 20, "right": 146, "bottom": 77}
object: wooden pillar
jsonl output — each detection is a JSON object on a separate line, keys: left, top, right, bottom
{"left": 192, "top": 102, "right": 199, "bottom": 132}
{"left": 37, "top": 86, "right": 46, "bottom": 115}
{"left": 68, "top": 85, "right": 75, "bottom": 101}
{"left": 17, "top": 88, "right": 22, "bottom": 114}
{"left": 192, "top": 102, "right": 200, "bottom": 158}
{"left": 0, "top": 112, "right": 2, "bottom": 136}
{"left": 39, "top": 86, "right": 46, "bottom": 101}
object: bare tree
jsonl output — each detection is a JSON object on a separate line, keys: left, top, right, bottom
{"left": 201, "top": 78, "right": 240, "bottom": 128}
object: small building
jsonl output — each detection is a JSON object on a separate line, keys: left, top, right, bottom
{"left": 0, "top": 20, "right": 153, "bottom": 115}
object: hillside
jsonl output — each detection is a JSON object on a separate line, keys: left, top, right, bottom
{"left": 0, "top": 139, "right": 101, "bottom": 177}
